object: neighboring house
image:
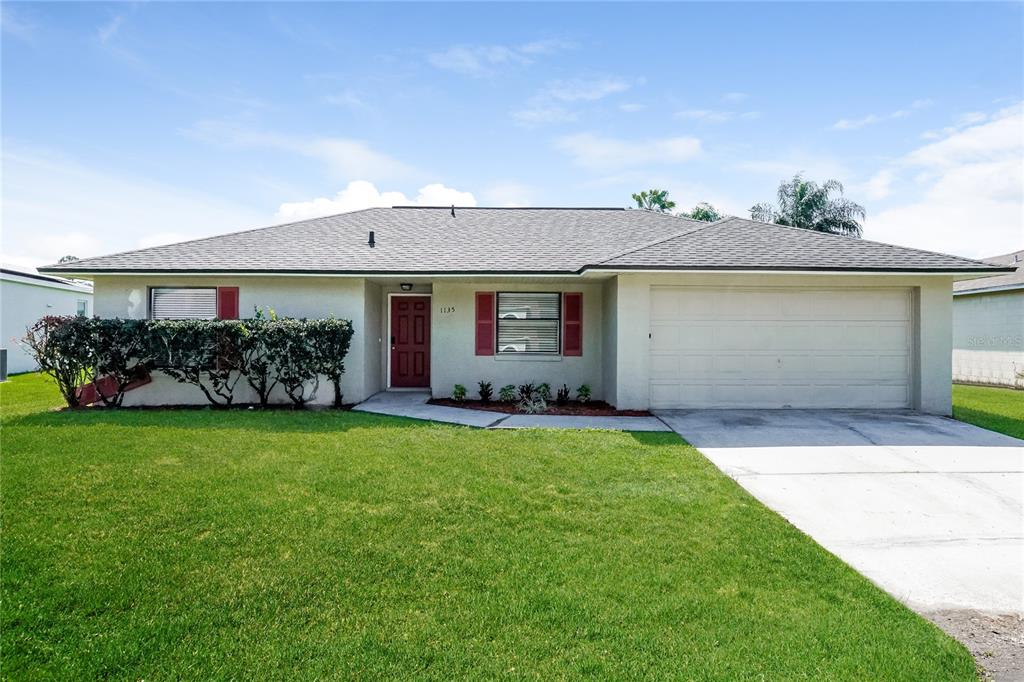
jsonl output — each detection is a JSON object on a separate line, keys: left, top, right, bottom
{"left": 1, "top": 265, "right": 94, "bottom": 376}
{"left": 952, "top": 250, "right": 1024, "bottom": 389}
{"left": 39, "top": 208, "right": 1010, "bottom": 414}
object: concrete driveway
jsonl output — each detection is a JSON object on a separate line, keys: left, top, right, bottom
{"left": 655, "top": 409, "right": 1024, "bottom": 616}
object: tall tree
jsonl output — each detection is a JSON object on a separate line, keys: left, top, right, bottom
{"left": 750, "top": 174, "right": 865, "bottom": 237}
{"left": 679, "top": 202, "right": 722, "bottom": 222}
{"left": 631, "top": 189, "right": 676, "bottom": 213}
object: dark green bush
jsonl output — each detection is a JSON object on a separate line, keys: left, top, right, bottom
{"left": 22, "top": 315, "right": 354, "bottom": 409}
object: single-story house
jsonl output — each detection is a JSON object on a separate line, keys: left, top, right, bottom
{"left": 952, "top": 249, "right": 1023, "bottom": 389}
{"left": 1, "top": 265, "right": 93, "bottom": 377}
{"left": 39, "top": 207, "right": 1011, "bottom": 414}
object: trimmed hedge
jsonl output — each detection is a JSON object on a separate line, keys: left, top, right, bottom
{"left": 22, "top": 316, "right": 354, "bottom": 408}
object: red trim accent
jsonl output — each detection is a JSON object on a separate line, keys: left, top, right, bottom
{"left": 76, "top": 370, "right": 152, "bottom": 406}
{"left": 390, "top": 296, "right": 431, "bottom": 387}
{"left": 563, "top": 292, "right": 583, "bottom": 356}
{"left": 475, "top": 292, "right": 495, "bottom": 356}
{"left": 217, "top": 287, "right": 239, "bottom": 320}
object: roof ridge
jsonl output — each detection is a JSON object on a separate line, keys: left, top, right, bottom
{"left": 725, "top": 216, "right": 1003, "bottom": 269}
{"left": 391, "top": 206, "right": 625, "bottom": 211}
{"left": 42, "top": 207, "right": 383, "bottom": 270}
{"left": 590, "top": 216, "right": 728, "bottom": 266}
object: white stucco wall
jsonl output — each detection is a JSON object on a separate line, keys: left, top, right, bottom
{"left": 91, "top": 275, "right": 374, "bottom": 405}
{"left": 601, "top": 276, "right": 618, "bottom": 404}
{"left": 429, "top": 280, "right": 605, "bottom": 400}
{"left": 952, "top": 289, "right": 1024, "bottom": 388}
{"left": 1, "top": 276, "right": 92, "bottom": 375}
{"left": 607, "top": 273, "right": 956, "bottom": 415}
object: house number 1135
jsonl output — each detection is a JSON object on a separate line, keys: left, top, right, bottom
{"left": 439, "top": 306, "right": 456, "bottom": 314}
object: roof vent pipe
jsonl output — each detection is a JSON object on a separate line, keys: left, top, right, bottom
{"left": 451, "top": 205, "right": 455, "bottom": 218}
{"left": 368, "top": 230, "right": 375, "bottom": 248}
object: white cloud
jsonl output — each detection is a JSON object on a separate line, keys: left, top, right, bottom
{"left": 185, "top": 120, "right": 415, "bottom": 182}
{"left": 863, "top": 103, "right": 1023, "bottom": 258}
{"left": 428, "top": 45, "right": 526, "bottom": 76}
{"left": 832, "top": 110, "right": 909, "bottom": 131}
{"left": 428, "top": 40, "right": 574, "bottom": 76}
{"left": 555, "top": 133, "right": 702, "bottom": 171}
{"left": 545, "top": 77, "right": 631, "bottom": 102}
{"left": 511, "top": 106, "right": 577, "bottom": 126}
{"left": 733, "top": 155, "right": 850, "bottom": 183}
{"left": 858, "top": 169, "right": 895, "bottom": 200}
{"left": 512, "top": 77, "right": 633, "bottom": 127}
{"left": 722, "top": 92, "right": 748, "bottom": 102}
{"left": 619, "top": 103, "right": 646, "bottom": 113}
{"left": 275, "top": 180, "right": 477, "bottom": 221}
{"left": 323, "top": 90, "right": 367, "bottom": 110}
{"left": 0, "top": 5, "right": 35, "bottom": 41}
{"left": 97, "top": 15, "right": 124, "bottom": 44}
{"left": 675, "top": 109, "right": 760, "bottom": 123}
{"left": 1, "top": 144, "right": 266, "bottom": 267}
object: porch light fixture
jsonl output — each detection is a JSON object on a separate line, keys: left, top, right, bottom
{"left": 400, "top": 283, "right": 413, "bottom": 291}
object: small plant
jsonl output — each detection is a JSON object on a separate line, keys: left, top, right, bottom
{"left": 537, "top": 382, "right": 552, "bottom": 402}
{"left": 452, "top": 384, "right": 467, "bottom": 403}
{"left": 517, "top": 382, "right": 536, "bottom": 402}
{"left": 577, "top": 384, "right": 592, "bottom": 403}
{"left": 556, "top": 384, "right": 570, "bottom": 405}
{"left": 519, "top": 394, "right": 547, "bottom": 414}
{"left": 478, "top": 381, "right": 493, "bottom": 403}
{"left": 499, "top": 384, "right": 517, "bottom": 402}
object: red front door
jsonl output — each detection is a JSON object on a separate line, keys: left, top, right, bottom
{"left": 390, "top": 296, "right": 430, "bottom": 388}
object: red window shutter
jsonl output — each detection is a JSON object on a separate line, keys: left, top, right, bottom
{"left": 563, "top": 292, "right": 583, "bottom": 356}
{"left": 475, "top": 292, "right": 495, "bottom": 356}
{"left": 217, "top": 287, "right": 239, "bottom": 320}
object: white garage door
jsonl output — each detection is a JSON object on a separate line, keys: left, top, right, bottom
{"left": 649, "top": 287, "right": 913, "bottom": 409}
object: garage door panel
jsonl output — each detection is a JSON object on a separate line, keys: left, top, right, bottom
{"left": 648, "top": 287, "right": 912, "bottom": 409}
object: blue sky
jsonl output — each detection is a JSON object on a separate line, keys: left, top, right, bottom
{"left": 2, "top": 1, "right": 1021, "bottom": 268}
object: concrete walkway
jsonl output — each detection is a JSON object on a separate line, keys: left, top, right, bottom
{"left": 353, "top": 391, "right": 670, "bottom": 431}
{"left": 352, "top": 391, "right": 502, "bottom": 427}
{"left": 656, "top": 409, "right": 1024, "bottom": 616}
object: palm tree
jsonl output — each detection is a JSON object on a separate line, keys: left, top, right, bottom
{"left": 679, "top": 202, "right": 722, "bottom": 222}
{"left": 631, "top": 189, "right": 676, "bottom": 213}
{"left": 750, "top": 174, "right": 865, "bottom": 237}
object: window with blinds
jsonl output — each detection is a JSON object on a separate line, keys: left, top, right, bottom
{"left": 496, "top": 292, "right": 560, "bottom": 354}
{"left": 150, "top": 287, "right": 218, "bottom": 320}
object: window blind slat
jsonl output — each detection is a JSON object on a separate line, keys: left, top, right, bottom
{"left": 151, "top": 288, "right": 218, "bottom": 320}
{"left": 496, "top": 291, "right": 561, "bottom": 354}
{"left": 497, "top": 292, "right": 560, "bottom": 320}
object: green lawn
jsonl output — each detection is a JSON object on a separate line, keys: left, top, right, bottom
{"left": 1, "top": 373, "right": 974, "bottom": 680}
{"left": 953, "top": 383, "right": 1024, "bottom": 439}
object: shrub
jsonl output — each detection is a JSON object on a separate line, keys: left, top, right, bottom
{"left": 238, "top": 317, "right": 279, "bottom": 407}
{"left": 91, "top": 318, "right": 155, "bottom": 407}
{"left": 21, "top": 316, "right": 93, "bottom": 408}
{"left": 498, "top": 384, "right": 517, "bottom": 403}
{"left": 452, "top": 384, "right": 467, "bottom": 402}
{"left": 267, "top": 318, "right": 321, "bottom": 407}
{"left": 307, "top": 318, "right": 355, "bottom": 408}
{"left": 517, "top": 382, "right": 536, "bottom": 402}
{"left": 577, "top": 384, "right": 592, "bottom": 403}
{"left": 477, "top": 381, "right": 493, "bottom": 403}
{"left": 22, "top": 315, "right": 354, "bottom": 409}
{"left": 537, "top": 382, "right": 552, "bottom": 402}
{"left": 519, "top": 394, "right": 547, "bottom": 414}
{"left": 555, "top": 384, "right": 571, "bottom": 406}
{"left": 149, "top": 319, "right": 246, "bottom": 407}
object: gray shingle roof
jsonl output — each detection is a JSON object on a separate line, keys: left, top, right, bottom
{"left": 953, "top": 250, "right": 1024, "bottom": 294}
{"left": 38, "top": 208, "right": 1008, "bottom": 275}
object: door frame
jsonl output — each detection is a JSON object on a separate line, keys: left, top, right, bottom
{"left": 386, "top": 293, "right": 432, "bottom": 389}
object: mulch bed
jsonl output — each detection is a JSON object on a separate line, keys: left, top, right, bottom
{"left": 428, "top": 399, "right": 652, "bottom": 417}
